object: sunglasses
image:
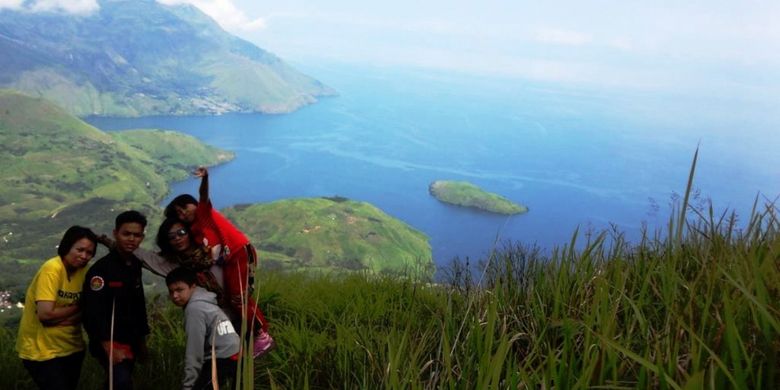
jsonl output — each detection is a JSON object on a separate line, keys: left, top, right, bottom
{"left": 167, "top": 228, "right": 188, "bottom": 240}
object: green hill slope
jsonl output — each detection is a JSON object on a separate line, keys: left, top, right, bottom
{"left": 0, "top": 89, "right": 232, "bottom": 265}
{"left": 0, "top": 0, "right": 335, "bottom": 117}
{"left": 222, "top": 197, "right": 433, "bottom": 278}
{"left": 110, "top": 129, "right": 234, "bottom": 182}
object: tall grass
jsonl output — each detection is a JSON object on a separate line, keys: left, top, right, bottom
{"left": 251, "top": 198, "right": 778, "bottom": 388}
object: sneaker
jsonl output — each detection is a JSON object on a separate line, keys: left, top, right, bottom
{"left": 253, "top": 331, "right": 275, "bottom": 358}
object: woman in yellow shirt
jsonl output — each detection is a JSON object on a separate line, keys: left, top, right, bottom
{"left": 16, "top": 226, "right": 98, "bottom": 390}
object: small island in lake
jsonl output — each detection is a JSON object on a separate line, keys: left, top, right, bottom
{"left": 429, "top": 180, "right": 528, "bottom": 215}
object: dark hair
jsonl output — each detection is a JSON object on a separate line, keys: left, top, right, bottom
{"left": 165, "top": 266, "right": 198, "bottom": 287}
{"left": 57, "top": 226, "right": 98, "bottom": 258}
{"left": 164, "top": 194, "right": 198, "bottom": 219}
{"left": 115, "top": 210, "right": 147, "bottom": 230}
{"left": 156, "top": 217, "right": 194, "bottom": 256}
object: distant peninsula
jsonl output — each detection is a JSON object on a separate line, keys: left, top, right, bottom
{"left": 429, "top": 180, "right": 528, "bottom": 215}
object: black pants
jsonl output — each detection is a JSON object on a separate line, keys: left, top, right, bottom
{"left": 192, "top": 358, "right": 237, "bottom": 390}
{"left": 22, "top": 350, "right": 85, "bottom": 390}
{"left": 98, "top": 357, "right": 135, "bottom": 390}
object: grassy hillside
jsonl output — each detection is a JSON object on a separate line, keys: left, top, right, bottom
{"left": 222, "top": 197, "right": 433, "bottom": 278}
{"left": 430, "top": 180, "right": 528, "bottom": 215}
{"left": 0, "top": 90, "right": 232, "bottom": 294}
{"left": 0, "top": 89, "right": 163, "bottom": 219}
{"left": 110, "top": 129, "right": 234, "bottom": 182}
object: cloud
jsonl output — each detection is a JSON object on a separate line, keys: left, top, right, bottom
{"left": 607, "top": 37, "right": 634, "bottom": 51}
{"left": 241, "top": 17, "right": 267, "bottom": 31}
{"left": 29, "top": 0, "right": 98, "bottom": 15}
{"left": 533, "top": 28, "right": 591, "bottom": 46}
{"left": 157, "top": 0, "right": 266, "bottom": 31}
{"left": 0, "top": 0, "right": 98, "bottom": 14}
{"left": 0, "top": 0, "right": 24, "bottom": 10}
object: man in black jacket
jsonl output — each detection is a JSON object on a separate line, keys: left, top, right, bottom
{"left": 82, "top": 210, "right": 149, "bottom": 390}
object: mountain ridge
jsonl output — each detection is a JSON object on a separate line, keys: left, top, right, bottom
{"left": 0, "top": 0, "right": 335, "bottom": 117}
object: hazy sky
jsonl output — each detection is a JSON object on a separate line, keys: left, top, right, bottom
{"left": 4, "top": 0, "right": 779, "bottom": 99}
{"left": 149, "top": 0, "right": 780, "bottom": 98}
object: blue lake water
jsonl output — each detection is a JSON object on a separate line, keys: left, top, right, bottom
{"left": 87, "top": 64, "right": 780, "bottom": 272}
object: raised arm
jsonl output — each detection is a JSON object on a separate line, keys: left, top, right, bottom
{"left": 194, "top": 166, "right": 210, "bottom": 205}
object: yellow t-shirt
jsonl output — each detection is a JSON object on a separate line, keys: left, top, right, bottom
{"left": 16, "top": 256, "right": 87, "bottom": 361}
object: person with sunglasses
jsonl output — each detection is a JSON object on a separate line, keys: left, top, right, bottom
{"left": 152, "top": 217, "right": 226, "bottom": 305}
{"left": 165, "top": 167, "right": 272, "bottom": 358}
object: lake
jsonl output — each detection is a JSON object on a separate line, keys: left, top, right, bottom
{"left": 87, "top": 64, "right": 780, "bottom": 272}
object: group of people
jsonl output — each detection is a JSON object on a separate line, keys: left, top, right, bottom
{"left": 15, "top": 167, "right": 273, "bottom": 390}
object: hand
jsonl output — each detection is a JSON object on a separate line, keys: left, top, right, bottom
{"left": 102, "top": 341, "right": 128, "bottom": 364}
{"left": 56, "top": 311, "right": 82, "bottom": 326}
{"left": 229, "top": 294, "right": 244, "bottom": 308}
{"left": 193, "top": 166, "right": 208, "bottom": 178}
